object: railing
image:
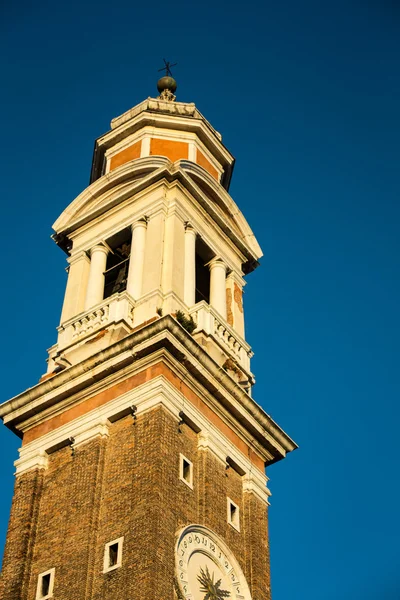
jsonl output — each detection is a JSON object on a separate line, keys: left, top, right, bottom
{"left": 57, "top": 291, "right": 135, "bottom": 350}
{"left": 188, "top": 301, "right": 253, "bottom": 373}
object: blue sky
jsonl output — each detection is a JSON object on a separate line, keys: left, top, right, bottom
{"left": 1, "top": 1, "right": 399, "bottom": 598}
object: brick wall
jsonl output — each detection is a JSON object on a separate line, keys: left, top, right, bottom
{"left": 0, "top": 406, "right": 271, "bottom": 600}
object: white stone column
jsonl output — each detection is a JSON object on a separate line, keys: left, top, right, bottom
{"left": 126, "top": 219, "right": 147, "bottom": 300}
{"left": 60, "top": 251, "right": 91, "bottom": 323}
{"left": 84, "top": 244, "right": 109, "bottom": 310}
{"left": 209, "top": 258, "right": 227, "bottom": 320}
{"left": 184, "top": 225, "right": 196, "bottom": 307}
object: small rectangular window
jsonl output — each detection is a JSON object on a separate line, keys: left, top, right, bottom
{"left": 36, "top": 568, "right": 55, "bottom": 599}
{"left": 227, "top": 497, "right": 240, "bottom": 531}
{"left": 179, "top": 453, "right": 193, "bottom": 489}
{"left": 108, "top": 543, "right": 119, "bottom": 567}
{"left": 103, "top": 537, "right": 124, "bottom": 573}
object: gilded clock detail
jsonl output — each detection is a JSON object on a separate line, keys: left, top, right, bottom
{"left": 175, "top": 525, "right": 252, "bottom": 600}
{"left": 197, "top": 565, "right": 231, "bottom": 599}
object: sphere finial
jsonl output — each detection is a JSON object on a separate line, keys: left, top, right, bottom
{"left": 157, "top": 59, "right": 177, "bottom": 102}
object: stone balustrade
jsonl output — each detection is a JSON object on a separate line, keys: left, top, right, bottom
{"left": 189, "top": 301, "right": 253, "bottom": 373}
{"left": 57, "top": 291, "right": 135, "bottom": 350}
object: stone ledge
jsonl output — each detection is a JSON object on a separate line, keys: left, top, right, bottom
{"left": 0, "top": 315, "right": 298, "bottom": 464}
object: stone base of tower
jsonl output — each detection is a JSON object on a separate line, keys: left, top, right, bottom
{"left": 0, "top": 316, "right": 294, "bottom": 600}
{"left": 0, "top": 411, "right": 271, "bottom": 600}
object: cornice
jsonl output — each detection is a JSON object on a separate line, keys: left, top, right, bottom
{"left": 0, "top": 316, "right": 297, "bottom": 464}
{"left": 53, "top": 159, "right": 261, "bottom": 270}
{"left": 14, "top": 377, "right": 273, "bottom": 507}
{"left": 90, "top": 98, "right": 234, "bottom": 190}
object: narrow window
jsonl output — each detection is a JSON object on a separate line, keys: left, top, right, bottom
{"left": 103, "top": 228, "right": 131, "bottom": 299}
{"left": 179, "top": 453, "right": 193, "bottom": 489}
{"left": 227, "top": 498, "right": 240, "bottom": 531}
{"left": 195, "top": 238, "right": 214, "bottom": 304}
{"left": 195, "top": 253, "right": 210, "bottom": 303}
{"left": 36, "top": 568, "right": 55, "bottom": 599}
{"left": 103, "top": 537, "right": 124, "bottom": 573}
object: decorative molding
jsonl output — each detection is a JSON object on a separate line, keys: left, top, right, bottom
{"left": 71, "top": 196, "right": 168, "bottom": 257}
{"left": 2, "top": 318, "right": 297, "bottom": 468}
{"left": 189, "top": 301, "right": 253, "bottom": 375}
{"left": 197, "top": 431, "right": 227, "bottom": 465}
{"left": 226, "top": 269, "right": 246, "bottom": 289}
{"left": 71, "top": 419, "right": 110, "bottom": 450}
{"left": 13, "top": 375, "right": 268, "bottom": 483}
{"left": 56, "top": 291, "right": 135, "bottom": 350}
{"left": 15, "top": 449, "right": 48, "bottom": 477}
{"left": 67, "top": 250, "right": 90, "bottom": 266}
{"left": 105, "top": 101, "right": 229, "bottom": 163}
{"left": 52, "top": 159, "right": 261, "bottom": 270}
{"left": 243, "top": 470, "right": 271, "bottom": 505}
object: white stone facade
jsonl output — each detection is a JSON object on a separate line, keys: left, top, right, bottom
{"left": 48, "top": 99, "right": 263, "bottom": 383}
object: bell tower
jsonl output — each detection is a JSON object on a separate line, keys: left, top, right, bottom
{"left": 0, "top": 72, "right": 297, "bottom": 600}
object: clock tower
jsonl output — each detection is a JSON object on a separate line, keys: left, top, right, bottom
{"left": 0, "top": 73, "right": 297, "bottom": 600}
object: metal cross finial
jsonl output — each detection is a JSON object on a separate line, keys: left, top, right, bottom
{"left": 158, "top": 58, "right": 177, "bottom": 77}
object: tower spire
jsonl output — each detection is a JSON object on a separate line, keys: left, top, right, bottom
{"left": 157, "top": 58, "right": 177, "bottom": 101}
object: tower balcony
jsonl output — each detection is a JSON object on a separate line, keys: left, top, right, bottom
{"left": 48, "top": 292, "right": 253, "bottom": 387}
{"left": 188, "top": 301, "right": 253, "bottom": 380}
{"left": 58, "top": 291, "right": 135, "bottom": 349}
{"left": 47, "top": 292, "right": 135, "bottom": 372}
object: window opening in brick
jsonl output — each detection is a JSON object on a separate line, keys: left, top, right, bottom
{"left": 41, "top": 574, "right": 50, "bottom": 597}
{"left": 36, "top": 569, "right": 55, "bottom": 600}
{"left": 103, "top": 537, "right": 124, "bottom": 573}
{"left": 227, "top": 498, "right": 240, "bottom": 531}
{"left": 179, "top": 454, "right": 193, "bottom": 488}
{"left": 183, "top": 459, "right": 191, "bottom": 481}
{"left": 103, "top": 228, "right": 131, "bottom": 299}
{"left": 108, "top": 542, "right": 119, "bottom": 568}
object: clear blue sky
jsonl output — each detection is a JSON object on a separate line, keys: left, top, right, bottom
{"left": 1, "top": 1, "right": 399, "bottom": 598}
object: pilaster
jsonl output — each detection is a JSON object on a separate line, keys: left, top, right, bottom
{"left": 184, "top": 224, "right": 196, "bottom": 307}
{"left": 226, "top": 271, "right": 245, "bottom": 338}
{"left": 0, "top": 468, "right": 45, "bottom": 600}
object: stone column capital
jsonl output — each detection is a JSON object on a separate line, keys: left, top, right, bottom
{"left": 67, "top": 250, "right": 91, "bottom": 266}
{"left": 184, "top": 222, "right": 196, "bottom": 235}
{"left": 90, "top": 244, "right": 109, "bottom": 257}
{"left": 132, "top": 218, "right": 148, "bottom": 231}
{"left": 226, "top": 270, "right": 246, "bottom": 287}
{"left": 208, "top": 257, "right": 227, "bottom": 272}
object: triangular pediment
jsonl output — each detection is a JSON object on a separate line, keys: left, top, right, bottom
{"left": 53, "top": 157, "right": 262, "bottom": 265}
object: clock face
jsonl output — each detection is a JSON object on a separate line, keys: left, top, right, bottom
{"left": 175, "top": 525, "right": 251, "bottom": 600}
